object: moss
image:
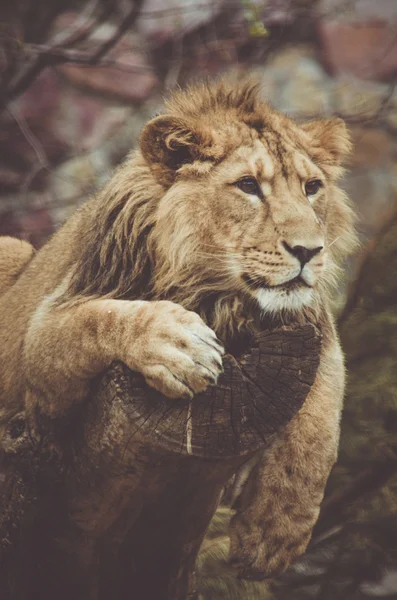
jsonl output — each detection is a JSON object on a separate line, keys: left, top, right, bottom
{"left": 197, "top": 507, "right": 272, "bottom": 600}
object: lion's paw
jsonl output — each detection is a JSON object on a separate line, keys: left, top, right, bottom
{"left": 124, "top": 300, "right": 225, "bottom": 400}
{"left": 229, "top": 508, "right": 315, "bottom": 580}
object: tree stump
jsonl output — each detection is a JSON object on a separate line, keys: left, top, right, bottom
{"left": 0, "top": 324, "right": 321, "bottom": 600}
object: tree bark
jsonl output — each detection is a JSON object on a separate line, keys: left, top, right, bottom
{"left": 0, "top": 324, "right": 321, "bottom": 600}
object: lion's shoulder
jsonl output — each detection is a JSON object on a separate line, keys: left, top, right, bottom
{"left": 0, "top": 237, "right": 35, "bottom": 295}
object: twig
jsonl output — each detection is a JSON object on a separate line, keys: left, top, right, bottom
{"left": 138, "top": 2, "right": 239, "bottom": 19}
{"left": 7, "top": 106, "right": 50, "bottom": 195}
{"left": 314, "top": 531, "right": 346, "bottom": 600}
{"left": 338, "top": 212, "right": 397, "bottom": 326}
{"left": 5, "top": 104, "right": 95, "bottom": 198}
{"left": 1, "top": 0, "right": 144, "bottom": 107}
{"left": 313, "top": 457, "right": 397, "bottom": 538}
{"left": 23, "top": 44, "right": 154, "bottom": 73}
{"left": 164, "top": 33, "right": 185, "bottom": 90}
{"left": 87, "top": 1, "right": 144, "bottom": 64}
{"left": 375, "top": 75, "right": 397, "bottom": 123}
{"left": 2, "top": 55, "right": 49, "bottom": 107}
{"left": 50, "top": 0, "right": 100, "bottom": 47}
{"left": 6, "top": 105, "right": 49, "bottom": 176}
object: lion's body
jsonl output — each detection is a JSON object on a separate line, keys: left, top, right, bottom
{"left": 0, "top": 237, "right": 35, "bottom": 295}
{"left": 0, "top": 79, "right": 356, "bottom": 577}
{"left": 0, "top": 211, "right": 87, "bottom": 418}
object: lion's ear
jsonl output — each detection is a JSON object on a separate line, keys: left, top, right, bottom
{"left": 301, "top": 118, "right": 352, "bottom": 167}
{"left": 140, "top": 115, "right": 202, "bottom": 182}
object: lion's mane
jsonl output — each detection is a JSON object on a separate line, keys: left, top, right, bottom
{"left": 62, "top": 80, "right": 357, "bottom": 343}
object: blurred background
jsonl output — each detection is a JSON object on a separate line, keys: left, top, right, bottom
{"left": 1, "top": 1, "right": 396, "bottom": 598}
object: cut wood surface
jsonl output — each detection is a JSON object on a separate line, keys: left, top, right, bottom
{"left": 0, "top": 323, "right": 321, "bottom": 600}
{"left": 93, "top": 324, "right": 322, "bottom": 459}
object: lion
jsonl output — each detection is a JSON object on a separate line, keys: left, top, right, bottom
{"left": 0, "top": 237, "right": 35, "bottom": 293}
{"left": 0, "top": 79, "right": 356, "bottom": 579}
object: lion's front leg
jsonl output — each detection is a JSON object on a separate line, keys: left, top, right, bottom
{"left": 229, "top": 341, "right": 344, "bottom": 579}
{"left": 23, "top": 290, "right": 224, "bottom": 417}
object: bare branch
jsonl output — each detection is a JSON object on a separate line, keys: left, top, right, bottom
{"left": 1, "top": 55, "right": 49, "bottom": 108}
{"left": 138, "top": 2, "right": 239, "bottom": 19}
{"left": 6, "top": 105, "right": 50, "bottom": 193}
{"left": 22, "top": 44, "right": 155, "bottom": 73}
{"left": 50, "top": 0, "right": 100, "bottom": 47}
{"left": 87, "top": 0, "right": 144, "bottom": 64}
{"left": 0, "top": 0, "right": 144, "bottom": 108}
{"left": 164, "top": 34, "right": 185, "bottom": 90}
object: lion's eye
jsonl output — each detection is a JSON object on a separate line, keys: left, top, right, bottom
{"left": 305, "top": 179, "right": 323, "bottom": 196}
{"left": 236, "top": 177, "right": 261, "bottom": 197}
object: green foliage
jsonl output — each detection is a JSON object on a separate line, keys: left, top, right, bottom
{"left": 197, "top": 507, "right": 272, "bottom": 600}
{"left": 241, "top": 0, "right": 269, "bottom": 38}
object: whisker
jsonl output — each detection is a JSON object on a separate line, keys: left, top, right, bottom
{"left": 193, "top": 259, "right": 235, "bottom": 269}
{"left": 328, "top": 236, "right": 341, "bottom": 249}
{"left": 195, "top": 251, "right": 237, "bottom": 259}
{"left": 197, "top": 250, "right": 243, "bottom": 259}
{"left": 243, "top": 274, "right": 265, "bottom": 284}
{"left": 194, "top": 252, "right": 242, "bottom": 264}
{"left": 200, "top": 243, "right": 235, "bottom": 251}
{"left": 199, "top": 245, "right": 245, "bottom": 257}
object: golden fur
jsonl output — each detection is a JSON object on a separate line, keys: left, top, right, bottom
{"left": 0, "top": 79, "right": 357, "bottom": 577}
{"left": 0, "top": 237, "right": 35, "bottom": 293}
{"left": 60, "top": 82, "right": 355, "bottom": 338}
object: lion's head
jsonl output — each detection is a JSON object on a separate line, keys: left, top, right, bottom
{"left": 67, "top": 80, "right": 356, "bottom": 342}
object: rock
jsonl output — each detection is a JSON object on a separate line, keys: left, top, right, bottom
{"left": 0, "top": 197, "right": 54, "bottom": 249}
{"left": 19, "top": 205, "right": 54, "bottom": 249}
{"left": 318, "top": 20, "right": 397, "bottom": 81}
{"left": 58, "top": 53, "right": 158, "bottom": 104}
{"left": 264, "top": 45, "right": 317, "bottom": 76}
{"left": 2, "top": 70, "right": 72, "bottom": 192}
{"left": 0, "top": 211, "right": 20, "bottom": 238}
{"left": 49, "top": 155, "right": 100, "bottom": 220}
{"left": 261, "top": 46, "right": 332, "bottom": 117}
{"left": 385, "top": 96, "right": 397, "bottom": 132}
{"left": 348, "top": 128, "right": 393, "bottom": 169}
{"left": 52, "top": 14, "right": 158, "bottom": 103}
{"left": 280, "top": 59, "right": 331, "bottom": 117}
{"left": 0, "top": 168, "right": 26, "bottom": 192}
{"left": 342, "top": 169, "right": 397, "bottom": 243}
{"left": 55, "top": 83, "right": 136, "bottom": 154}
{"left": 333, "top": 78, "right": 386, "bottom": 121}
{"left": 390, "top": 165, "right": 397, "bottom": 199}
{"left": 99, "top": 98, "right": 163, "bottom": 165}
{"left": 319, "top": 0, "right": 397, "bottom": 23}
{"left": 0, "top": 67, "right": 143, "bottom": 197}
{"left": 43, "top": 89, "right": 161, "bottom": 233}
{"left": 16, "top": 67, "right": 63, "bottom": 126}
{"left": 255, "top": 69, "right": 278, "bottom": 107}
{"left": 137, "top": 0, "right": 225, "bottom": 44}
{"left": 334, "top": 160, "right": 397, "bottom": 311}
{"left": 47, "top": 97, "right": 163, "bottom": 229}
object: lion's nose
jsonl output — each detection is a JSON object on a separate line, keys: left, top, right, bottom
{"left": 282, "top": 242, "right": 323, "bottom": 267}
